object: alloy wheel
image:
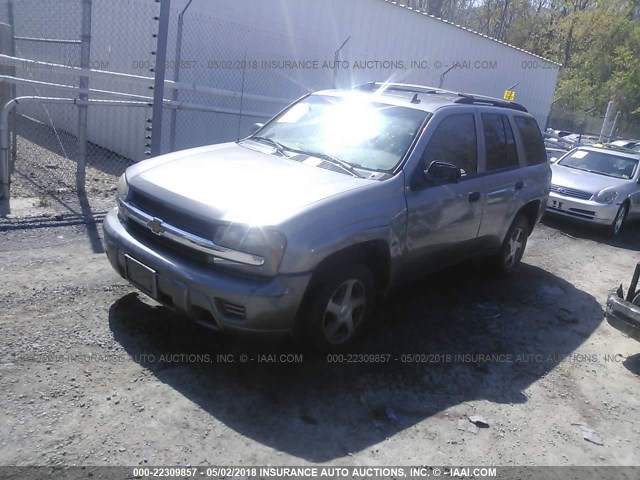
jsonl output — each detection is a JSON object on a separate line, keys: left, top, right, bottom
{"left": 322, "top": 279, "right": 367, "bottom": 344}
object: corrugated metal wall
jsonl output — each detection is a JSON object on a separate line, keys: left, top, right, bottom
{"left": 8, "top": 0, "right": 560, "bottom": 161}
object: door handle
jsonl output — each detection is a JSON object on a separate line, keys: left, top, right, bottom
{"left": 515, "top": 181, "right": 525, "bottom": 191}
{"left": 468, "top": 191, "right": 481, "bottom": 202}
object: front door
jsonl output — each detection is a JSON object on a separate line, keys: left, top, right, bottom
{"left": 403, "top": 112, "right": 485, "bottom": 274}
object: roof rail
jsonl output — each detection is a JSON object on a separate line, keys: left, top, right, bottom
{"left": 353, "top": 82, "right": 450, "bottom": 95}
{"left": 353, "top": 82, "right": 529, "bottom": 113}
{"left": 454, "top": 93, "right": 528, "bottom": 112}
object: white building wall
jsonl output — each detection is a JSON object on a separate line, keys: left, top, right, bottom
{"left": 9, "top": 0, "right": 560, "bottom": 161}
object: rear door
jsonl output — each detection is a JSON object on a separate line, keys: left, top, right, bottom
{"left": 403, "top": 110, "right": 485, "bottom": 273}
{"left": 476, "top": 112, "right": 527, "bottom": 249}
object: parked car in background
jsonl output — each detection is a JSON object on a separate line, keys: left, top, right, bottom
{"left": 546, "top": 147, "right": 568, "bottom": 163}
{"left": 544, "top": 131, "right": 578, "bottom": 151}
{"left": 546, "top": 145, "right": 640, "bottom": 235}
{"left": 103, "top": 83, "right": 551, "bottom": 350}
{"left": 609, "top": 139, "right": 640, "bottom": 150}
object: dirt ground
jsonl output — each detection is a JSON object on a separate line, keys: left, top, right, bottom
{"left": 1, "top": 204, "right": 639, "bottom": 467}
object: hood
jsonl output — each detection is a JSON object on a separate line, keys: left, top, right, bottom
{"left": 551, "top": 163, "right": 631, "bottom": 194}
{"left": 126, "top": 142, "right": 373, "bottom": 226}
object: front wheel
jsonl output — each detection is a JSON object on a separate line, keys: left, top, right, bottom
{"left": 301, "top": 264, "right": 375, "bottom": 352}
{"left": 492, "top": 214, "right": 530, "bottom": 277}
{"left": 610, "top": 203, "right": 628, "bottom": 237}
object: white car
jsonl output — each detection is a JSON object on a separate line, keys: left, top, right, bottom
{"left": 547, "top": 145, "right": 640, "bottom": 235}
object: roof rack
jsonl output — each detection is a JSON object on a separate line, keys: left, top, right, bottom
{"left": 453, "top": 93, "right": 528, "bottom": 112}
{"left": 353, "top": 82, "right": 450, "bottom": 95}
{"left": 353, "top": 82, "right": 528, "bottom": 112}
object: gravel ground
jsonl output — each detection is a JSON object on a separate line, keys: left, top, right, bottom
{"left": 0, "top": 211, "right": 639, "bottom": 467}
{"left": 5, "top": 115, "right": 131, "bottom": 219}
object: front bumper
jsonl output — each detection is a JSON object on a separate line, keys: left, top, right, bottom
{"left": 546, "top": 192, "right": 619, "bottom": 225}
{"left": 102, "top": 208, "right": 311, "bottom": 333}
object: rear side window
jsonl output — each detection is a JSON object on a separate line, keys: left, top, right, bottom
{"left": 421, "top": 114, "right": 477, "bottom": 175}
{"left": 515, "top": 116, "right": 546, "bottom": 165}
{"left": 482, "top": 113, "right": 519, "bottom": 171}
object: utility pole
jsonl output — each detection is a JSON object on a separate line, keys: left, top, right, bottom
{"left": 599, "top": 100, "right": 614, "bottom": 143}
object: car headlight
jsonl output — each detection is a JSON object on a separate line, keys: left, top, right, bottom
{"left": 117, "top": 173, "right": 129, "bottom": 200}
{"left": 210, "top": 224, "right": 286, "bottom": 277}
{"left": 594, "top": 187, "right": 619, "bottom": 204}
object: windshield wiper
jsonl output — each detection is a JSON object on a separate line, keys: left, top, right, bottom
{"left": 284, "top": 146, "right": 364, "bottom": 178}
{"left": 247, "top": 136, "right": 291, "bottom": 157}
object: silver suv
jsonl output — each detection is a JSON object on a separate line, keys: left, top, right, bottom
{"left": 103, "top": 83, "right": 551, "bottom": 350}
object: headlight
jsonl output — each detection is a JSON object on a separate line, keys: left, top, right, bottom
{"left": 210, "top": 224, "right": 286, "bottom": 277}
{"left": 117, "top": 174, "right": 129, "bottom": 200}
{"left": 594, "top": 187, "right": 619, "bottom": 204}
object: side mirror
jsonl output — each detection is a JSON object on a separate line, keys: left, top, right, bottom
{"left": 252, "top": 122, "right": 264, "bottom": 134}
{"left": 549, "top": 157, "right": 558, "bottom": 163}
{"left": 425, "top": 161, "right": 461, "bottom": 183}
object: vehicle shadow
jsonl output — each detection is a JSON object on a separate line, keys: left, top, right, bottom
{"left": 108, "top": 262, "right": 604, "bottom": 462}
{"left": 542, "top": 214, "right": 640, "bottom": 251}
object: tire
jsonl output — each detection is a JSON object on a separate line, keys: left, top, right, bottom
{"left": 609, "top": 203, "right": 628, "bottom": 237}
{"left": 300, "top": 264, "right": 375, "bottom": 352}
{"left": 493, "top": 214, "right": 530, "bottom": 277}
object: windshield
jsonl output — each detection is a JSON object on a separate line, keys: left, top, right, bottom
{"left": 254, "top": 94, "right": 429, "bottom": 172}
{"left": 558, "top": 149, "right": 638, "bottom": 179}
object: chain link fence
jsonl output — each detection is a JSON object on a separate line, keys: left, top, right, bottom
{"left": 547, "top": 105, "right": 640, "bottom": 142}
{"left": 156, "top": 4, "right": 338, "bottom": 153}
{"left": 3, "top": 0, "right": 570, "bottom": 213}
{"left": 0, "top": 0, "right": 160, "bottom": 211}
{"left": 0, "top": 0, "right": 346, "bottom": 211}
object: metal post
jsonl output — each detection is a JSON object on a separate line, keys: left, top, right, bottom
{"left": 578, "top": 106, "right": 596, "bottom": 144}
{"left": 608, "top": 111, "right": 620, "bottom": 142}
{"left": 77, "top": 0, "right": 92, "bottom": 194}
{"left": 438, "top": 65, "right": 455, "bottom": 89}
{"left": 0, "top": 110, "right": 8, "bottom": 199}
{"left": 151, "top": 0, "right": 172, "bottom": 157}
{"left": 169, "top": 0, "right": 193, "bottom": 152}
{"left": 7, "top": 0, "right": 15, "bottom": 172}
{"left": 333, "top": 36, "right": 350, "bottom": 88}
{"left": 599, "top": 100, "right": 614, "bottom": 143}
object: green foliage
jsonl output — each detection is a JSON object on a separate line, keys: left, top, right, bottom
{"left": 432, "top": 0, "right": 640, "bottom": 119}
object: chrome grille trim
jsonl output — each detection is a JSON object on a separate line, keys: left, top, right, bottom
{"left": 550, "top": 184, "right": 593, "bottom": 200}
{"left": 118, "top": 199, "right": 265, "bottom": 267}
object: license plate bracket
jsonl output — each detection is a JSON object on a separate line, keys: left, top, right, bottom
{"left": 125, "top": 255, "right": 158, "bottom": 299}
{"left": 549, "top": 199, "right": 564, "bottom": 210}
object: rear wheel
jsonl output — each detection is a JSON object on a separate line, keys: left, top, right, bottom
{"left": 610, "top": 203, "right": 628, "bottom": 237}
{"left": 493, "top": 214, "right": 530, "bottom": 277}
{"left": 301, "top": 264, "right": 375, "bottom": 351}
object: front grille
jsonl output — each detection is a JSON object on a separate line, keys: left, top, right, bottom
{"left": 127, "top": 219, "right": 209, "bottom": 264}
{"left": 569, "top": 208, "right": 596, "bottom": 217}
{"left": 129, "top": 189, "right": 217, "bottom": 239}
{"left": 550, "top": 184, "right": 593, "bottom": 200}
{"left": 547, "top": 205, "right": 594, "bottom": 219}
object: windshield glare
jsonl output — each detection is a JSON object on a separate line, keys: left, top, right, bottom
{"left": 558, "top": 149, "right": 638, "bottom": 179}
{"left": 255, "top": 94, "right": 429, "bottom": 172}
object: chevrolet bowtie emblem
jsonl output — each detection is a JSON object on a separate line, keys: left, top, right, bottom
{"left": 147, "top": 218, "right": 166, "bottom": 235}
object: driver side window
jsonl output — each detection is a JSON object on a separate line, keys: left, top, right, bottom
{"left": 421, "top": 114, "right": 478, "bottom": 176}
